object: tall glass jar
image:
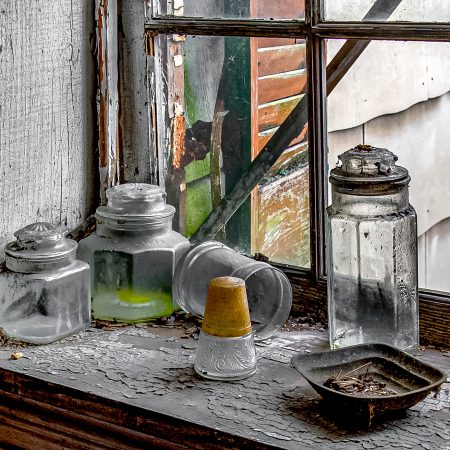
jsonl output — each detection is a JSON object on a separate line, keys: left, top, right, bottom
{"left": 78, "top": 183, "right": 190, "bottom": 322}
{"left": 327, "top": 145, "right": 419, "bottom": 351}
{"left": 0, "top": 222, "right": 91, "bottom": 344}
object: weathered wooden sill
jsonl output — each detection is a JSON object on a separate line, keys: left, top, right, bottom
{"left": 0, "top": 323, "right": 449, "bottom": 449}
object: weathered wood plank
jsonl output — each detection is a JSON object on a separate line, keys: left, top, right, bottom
{"left": 264, "top": 142, "right": 308, "bottom": 175}
{"left": 0, "top": 326, "right": 448, "bottom": 449}
{"left": 0, "top": 0, "right": 96, "bottom": 260}
{"left": 257, "top": 37, "right": 304, "bottom": 48}
{"left": 257, "top": 44, "right": 306, "bottom": 77}
{"left": 258, "top": 69, "right": 307, "bottom": 104}
{"left": 118, "top": 0, "right": 155, "bottom": 183}
{"left": 258, "top": 126, "right": 306, "bottom": 151}
{"left": 255, "top": 0, "right": 305, "bottom": 19}
{"left": 97, "top": 0, "right": 121, "bottom": 200}
{"left": 258, "top": 95, "right": 304, "bottom": 132}
{"left": 256, "top": 167, "right": 310, "bottom": 266}
{"left": 419, "top": 297, "right": 450, "bottom": 348}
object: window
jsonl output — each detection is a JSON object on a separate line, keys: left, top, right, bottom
{"left": 104, "top": 0, "right": 450, "bottom": 346}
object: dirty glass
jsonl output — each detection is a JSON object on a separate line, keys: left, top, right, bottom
{"left": 326, "top": 39, "right": 450, "bottom": 292}
{"left": 324, "top": 0, "right": 450, "bottom": 22}
{"left": 156, "top": 34, "right": 310, "bottom": 268}
{"left": 155, "top": 0, "right": 305, "bottom": 20}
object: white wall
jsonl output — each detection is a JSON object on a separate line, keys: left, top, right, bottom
{"left": 328, "top": 40, "right": 450, "bottom": 132}
{"left": 329, "top": 92, "right": 450, "bottom": 238}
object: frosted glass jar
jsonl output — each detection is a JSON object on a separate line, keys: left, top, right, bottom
{"left": 173, "top": 240, "right": 292, "bottom": 340}
{"left": 0, "top": 222, "right": 91, "bottom": 344}
{"left": 327, "top": 145, "right": 419, "bottom": 351}
{"left": 78, "top": 183, "right": 190, "bottom": 322}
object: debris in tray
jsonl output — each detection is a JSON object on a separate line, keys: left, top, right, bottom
{"left": 324, "top": 363, "right": 398, "bottom": 397}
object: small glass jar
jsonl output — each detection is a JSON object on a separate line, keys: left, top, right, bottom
{"left": 78, "top": 183, "right": 190, "bottom": 322}
{"left": 0, "top": 222, "right": 91, "bottom": 344}
{"left": 327, "top": 145, "right": 419, "bottom": 351}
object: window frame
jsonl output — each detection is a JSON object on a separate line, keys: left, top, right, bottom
{"left": 136, "top": 0, "right": 450, "bottom": 345}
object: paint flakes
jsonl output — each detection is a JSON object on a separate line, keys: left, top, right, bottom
{"left": 173, "top": 54, "right": 183, "bottom": 67}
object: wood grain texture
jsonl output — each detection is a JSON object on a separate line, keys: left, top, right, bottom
{"left": 256, "top": 167, "right": 310, "bottom": 267}
{"left": 118, "top": 0, "right": 155, "bottom": 183}
{"left": 258, "top": 126, "right": 306, "bottom": 150}
{"left": 258, "top": 69, "right": 307, "bottom": 105}
{"left": 257, "top": 44, "right": 306, "bottom": 77}
{"left": 258, "top": 95, "right": 304, "bottom": 132}
{"left": 97, "top": 0, "right": 121, "bottom": 201}
{"left": 255, "top": 0, "right": 305, "bottom": 19}
{"left": 257, "top": 37, "right": 305, "bottom": 48}
{"left": 0, "top": 0, "right": 97, "bottom": 261}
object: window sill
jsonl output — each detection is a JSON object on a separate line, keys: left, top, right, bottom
{"left": 0, "top": 323, "right": 449, "bottom": 448}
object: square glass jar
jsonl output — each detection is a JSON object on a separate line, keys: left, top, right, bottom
{"left": 0, "top": 223, "right": 91, "bottom": 344}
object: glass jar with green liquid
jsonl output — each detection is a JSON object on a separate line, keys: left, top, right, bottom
{"left": 78, "top": 184, "right": 190, "bottom": 322}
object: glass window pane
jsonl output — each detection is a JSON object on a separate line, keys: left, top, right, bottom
{"left": 155, "top": 35, "right": 310, "bottom": 268}
{"left": 155, "top": 0, "right": 305, "bottom": 20}
{"left": 324, "top": 0, "right": 450, "bottom": 22}
{"left": 326, "top": 39, "right": 450, "bottom": 292}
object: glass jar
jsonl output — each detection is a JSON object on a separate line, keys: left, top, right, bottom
{"left": 327, "top": 145, "right": 419, "bottom": 351}
{"left": 0, "top": 222, "right": 91, "bottom": 344}
{"left": 78, "top": 183, "right": 190, "bottom": 322}
{"left": 173, "top": 240, "right": 292, "bottom": 340}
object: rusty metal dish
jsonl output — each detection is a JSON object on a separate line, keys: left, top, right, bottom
{"left": 291, "top": 343, "right": 447, "bottom": 422}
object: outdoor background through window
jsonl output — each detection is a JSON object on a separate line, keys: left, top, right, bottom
{"left": 155, "top": 0, "right": 305, "bottom": 20}
{"left": 327, "top": 39, "right": 450, "bottom": 292}
{"left": 324, "top": 0, "right": 450, "bottom": 22}
{"left": 158, "top": 33, "right": 310, "bottom": 268}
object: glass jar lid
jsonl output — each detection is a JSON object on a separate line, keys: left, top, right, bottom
{"left": 330, "top": 145, "right": 410, "bottom": 193}
{"left": 5, "top": 222, "right": 77, "bottom": 273}
{"left": 96, "top": 183, "right": 176, "bottom": 230}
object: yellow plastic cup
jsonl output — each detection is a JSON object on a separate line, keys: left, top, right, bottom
{"left": 202, "top": 276, "right": 252, "bottom": 338}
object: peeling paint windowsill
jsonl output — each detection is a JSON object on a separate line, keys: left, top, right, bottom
{"left": 0, "top": 319, "right": 449, "bottom": 449}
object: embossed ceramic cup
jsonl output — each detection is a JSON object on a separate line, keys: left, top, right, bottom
{"left": 194, "top": 277, "right": 257, "bottom": 381}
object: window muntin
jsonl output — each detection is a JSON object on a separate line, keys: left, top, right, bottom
{"left": 147, "top": 1, "right": 450, "bottom": 299}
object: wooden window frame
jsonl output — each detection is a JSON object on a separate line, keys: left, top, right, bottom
{"left": 100, "top": 0, "right": 450, "bottom": 346}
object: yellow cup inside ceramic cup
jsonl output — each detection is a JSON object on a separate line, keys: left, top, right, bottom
{"left": 202, "top": 276, "right": 252, "bottom": 338}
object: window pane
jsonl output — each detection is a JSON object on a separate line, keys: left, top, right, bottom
{"left": 326, "top": 39, "right": 450, "bottom": 292}
{"left": 155, "top": 34, "right": 310, "bottom": 268}
{"left": 155, "top": 0, "right": 305, "bottom": 20}
{"left": 324, "top": 0, "right": 450, "bottom": 22}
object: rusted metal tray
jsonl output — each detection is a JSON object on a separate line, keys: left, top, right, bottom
{"left": 291, "top": 343, "right": 447, "bottom": 422}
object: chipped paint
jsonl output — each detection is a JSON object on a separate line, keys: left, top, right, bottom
{"left": 210, "top": 110, "right": 228, "bottom": 208}
{"left": 173, "top": 54, "right": 183, "bottom": 67}
{"left": 96, "top": 0, "right": 121, "bottom": 203}
{"left": 0, "top": 326, "right": 449, "bottom": 449}
{"left": 172, "top": 111, "right": 186, "bottom": 169}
